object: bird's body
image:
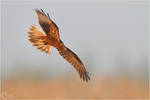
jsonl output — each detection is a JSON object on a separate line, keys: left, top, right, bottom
{"left": 28, "top": 9, "right": 90, "bottom": 82}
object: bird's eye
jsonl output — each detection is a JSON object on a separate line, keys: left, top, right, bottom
{"left": 52, "top": 30, "right": 56, "bottom": 33}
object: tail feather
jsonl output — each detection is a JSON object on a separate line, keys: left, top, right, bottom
{"left": 28, "top": 25, "right": 52, "bottom": 54}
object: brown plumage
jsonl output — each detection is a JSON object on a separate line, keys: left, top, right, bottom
{"left": 28, "top": 9, "right": 90, "bottom": 82}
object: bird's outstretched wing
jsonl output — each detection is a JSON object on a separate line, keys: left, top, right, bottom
{"left": 28, "top": 25, "right": 52, "bottom": 54}
{"left": 57, "top": 45, "right": 90, "bottom": 82}
{"left": 35, "top": 9, "right": 60, "bottom": 41}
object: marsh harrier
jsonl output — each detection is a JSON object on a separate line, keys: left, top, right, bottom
{"left": 28, "top": 9, "right": 90, "bottom": 82}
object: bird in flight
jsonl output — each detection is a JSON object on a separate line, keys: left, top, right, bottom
{"left": 28, "top": 9, "right": 90, "bottom": 82}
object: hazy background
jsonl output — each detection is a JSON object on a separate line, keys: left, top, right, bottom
{"left": 1, "top": 1, "right": 149, "bottom": 99}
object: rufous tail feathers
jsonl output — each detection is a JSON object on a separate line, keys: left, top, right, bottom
{"left": 28, "top": 25, "right": 52, "bottom": 54}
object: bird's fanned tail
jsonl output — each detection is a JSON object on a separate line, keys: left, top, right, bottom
{"left": 28, "top": 25, "right": 52, "bottom": 54}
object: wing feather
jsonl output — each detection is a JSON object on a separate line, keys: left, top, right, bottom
{"left": 35, "top": 9, "right": 60, "bottom": 41}
{"left": 57, "top": 45, "right": 90, "bottom": 82}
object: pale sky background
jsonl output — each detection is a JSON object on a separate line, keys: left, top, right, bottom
{"left": 1, "top": 1, "right": 148, "bottom": 80}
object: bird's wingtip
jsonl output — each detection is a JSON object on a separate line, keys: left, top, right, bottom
{"left": 34, "top": 8, "right": 39, "bottom": 12}
{"left": 81, "top": 71, "right": 91, "bottom": 82}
